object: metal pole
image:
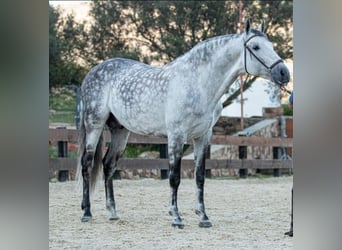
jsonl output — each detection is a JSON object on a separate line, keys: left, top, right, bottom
{"left": 239, "top": 0, "right": 244, "bottom": 130}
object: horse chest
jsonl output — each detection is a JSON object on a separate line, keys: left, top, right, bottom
{"left": 164, "top": 85, "right": 214, "bottom": 137}
{"left": 184, "top": 113, "right": 213, "bottom": 138}
{"left": 166, "top": 104, "right": 213, "bottom": 139}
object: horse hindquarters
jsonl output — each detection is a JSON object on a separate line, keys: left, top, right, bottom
{"left": 77, "top": 82, "right": 111, "bottom": 221}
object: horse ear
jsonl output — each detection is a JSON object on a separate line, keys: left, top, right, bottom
{"left": 244, "top": 18, "right": 251, "bottom": 33}
{"left": 258, "top": 20, "right": 265, "bottom": 33}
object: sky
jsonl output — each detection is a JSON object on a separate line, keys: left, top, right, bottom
{"left": 49, "top": 1, "right": 91, "bottom": 6}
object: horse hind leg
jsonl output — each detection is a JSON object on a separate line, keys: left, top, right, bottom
{"left": 80, "top": 103, "right": 109, "bottom": 222}
{"left": 80, "top": 147, "right": 93, "bottom": 222}
{"left": 103, "top": 114, "right": 129, "bottom": 220}
{"left": 80, "top": 126, "right": 104, "bottom": 222}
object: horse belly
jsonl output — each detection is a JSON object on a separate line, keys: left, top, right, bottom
{"left": 109, "top": 96, "right": 167, "bottom": 137}
{"left": 126, "top": 112, "right": 167, "bottom": 136}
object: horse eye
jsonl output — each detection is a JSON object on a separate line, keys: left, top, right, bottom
{"left": 252, "top": 45, "right": 260, "bottom": 51}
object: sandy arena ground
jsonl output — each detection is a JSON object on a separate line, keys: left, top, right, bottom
{"left": 49, "top": 176, "right": 293, "bottom": 249}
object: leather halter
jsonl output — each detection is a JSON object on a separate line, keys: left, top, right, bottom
{"left": 244, "top": 34, "right": 283, "bottom": 75}
{"left": 243, "top": 34, "right": 291, "bottom": 94}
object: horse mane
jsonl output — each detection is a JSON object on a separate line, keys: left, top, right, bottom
{"left": 167, "top": 29, "right": 266, "bottom": 68}
{"left": 168, "top": 34, "right": 241, "bottom": 67}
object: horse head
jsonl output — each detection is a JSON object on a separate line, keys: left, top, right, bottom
{"left": 243, "top": 18, "right": 290, "bottom": 86}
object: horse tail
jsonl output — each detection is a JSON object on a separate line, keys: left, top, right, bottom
{"left": 76, "top": 110, "right": 86, "bottom": 193}
{"left": 76, "top": 109, "right": 104, "bottom": 195}
{"left": 76, "top": 111, "right": 86, "bottom": 192}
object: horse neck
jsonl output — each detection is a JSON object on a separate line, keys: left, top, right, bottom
{"left": 185, "top": 34, "right": 245, "bottom": 108}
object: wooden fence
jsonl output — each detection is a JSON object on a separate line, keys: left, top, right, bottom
{"left": 49, "top": 127, "right": 293, "bottom": 181}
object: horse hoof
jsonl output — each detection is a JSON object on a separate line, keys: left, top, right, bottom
{"left": 199, "top": 220, "right": 212, "bottom": 228}
{"left": 172, "top": 223, "right": 184, "bottom": 229}
{"left": 171, "top": 217, "right": 184, "bottom": 229}
{"left": 81, "top": 216, "right": 92, "bottom": 222}
{"left": 109, "top": 215, "right": 120, "bottom": 221}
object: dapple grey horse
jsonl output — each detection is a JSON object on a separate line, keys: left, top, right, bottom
{"left": 76, "top": 19, "right": 290, "bottom": 228}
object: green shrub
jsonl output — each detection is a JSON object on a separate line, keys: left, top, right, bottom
{"left": 282, "top": 104, "right": 293, "bottom": 116}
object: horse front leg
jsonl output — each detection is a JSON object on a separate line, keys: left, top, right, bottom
{"left": 168, "top": 139, "right": 184, "bottom": 229}
{"left": 193, "top": 134, "right": 212, "bottom": 228}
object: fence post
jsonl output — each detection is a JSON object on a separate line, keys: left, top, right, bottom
{"left": 238, "top": 145, "right": 248, "bottom": 178}
{"left": 273, "top": 147, "right": 281, "bottom": 177}
{"left": 57, "top": 127, "right": 69, "bottom": 182}
{"left": 159, "top": 144, "right": 169, "bottom": 179}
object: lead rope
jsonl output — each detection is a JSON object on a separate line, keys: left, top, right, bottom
{"left": 279, "top": 85, "right": 292, "bottom": 95}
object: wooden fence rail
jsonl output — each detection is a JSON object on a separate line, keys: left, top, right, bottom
{"left": 49, "top": 128, "right": 293, "bottom": 181}
{"left": 49, "top": 128, "right": 293, "bottom": 146}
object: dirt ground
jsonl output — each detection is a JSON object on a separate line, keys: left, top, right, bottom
{"left": 49, "top": 176, "right": 293, "bottom": 249}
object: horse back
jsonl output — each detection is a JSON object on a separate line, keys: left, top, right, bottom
{"left": 82, "top": 58, "right": 171, "bottom": 136}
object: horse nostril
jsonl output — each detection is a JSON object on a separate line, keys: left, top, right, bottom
{"left": 280, "top": 66, "right": 290, "bottom": 82}
{"left": 272, "top": 64, "right": 290, "bottom": 84}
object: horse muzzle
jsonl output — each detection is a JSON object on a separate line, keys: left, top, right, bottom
{"left": 271, "top": 63, "right": 290, "bottom": 85}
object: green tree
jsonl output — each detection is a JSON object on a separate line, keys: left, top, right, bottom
{"left": 122, "top": 1, "right": 240, "bottom": 63}
{"left": 86, "top": 1, "right": 141, "bottom": 66}
{"left": 73, "top": 1, "right": 293, "bottom": 106}
{"left": 49, "top": 5, "right": 87, "bottom": 88}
